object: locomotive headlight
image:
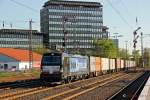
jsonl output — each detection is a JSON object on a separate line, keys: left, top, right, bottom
{"left": 60, "top": 68, "right": 63, "bottom": 73}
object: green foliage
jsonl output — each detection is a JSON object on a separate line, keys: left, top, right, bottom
{"left": 143, "top": 48, "right": 150, "bottom": 67}
{"left": 0, "top": 71, "right": 20, "bottom": 77}
{"left": 34, "top": 46, "right": 51, "bottom": 54}
{"left": 0, "top": 70, "right": 40, "bottom": 79}
{"left": 93, "top": 39, "right": 117, "bottom": 58}
{"left": 34, "top": 48, "right": 43, "bottom": 54}
{"left": 132, "top": 50, "right": 140, "bottom": 65}
{"left": 118, "top": 49, "right": 130, "bottom": 59}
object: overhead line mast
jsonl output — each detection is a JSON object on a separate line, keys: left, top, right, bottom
{"left": 29, "top": 19, "right": 33, "bottom": 69}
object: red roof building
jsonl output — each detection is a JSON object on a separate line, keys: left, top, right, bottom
{"left": 0, "top": 48, "right": 42, "bottom": 70}
{"left": 0, "top": 48, "right": 41, "bottom": 61}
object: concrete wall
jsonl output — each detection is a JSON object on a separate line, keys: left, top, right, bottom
{"left": 0, "top": 62, "right": 19, "bottom": 71}
{"left": 19, "top": 62, "right": 29, "bottom": 70}
{"left": 19, "top": 61, "right": 41, "bottom": 70}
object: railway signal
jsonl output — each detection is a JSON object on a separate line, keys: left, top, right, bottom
{"left": 133, "top": 27, "right": 141, "bottom": 49}
{"left": 133, "top": 35, "right": 139, "bottom": 48}
{"left": 133, "top": 27, "right": 141, "bottom": 71}
{"left": 62, "top": 16, "right": 68, "bottom": 52}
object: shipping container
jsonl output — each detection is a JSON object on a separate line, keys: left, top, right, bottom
{"left": 95, "top": 57, "right": 101, "bottom": 75}
{"left": 101, "top": 58, "right": 109, "bottom": 74}
{"left": 121, "top": 60, "right": 124, "bottom": 70}
{"left": 130, "top": 61, "right": 132, "bottom": 68}
{"left": 125, "top": 60, "right": 129, "bottom": 70}
{"left": 109, "top": 59, "right": 115, "bottom": 72}
{"left": 133, "top": 61, "right": 136, "bottom": 67}
{"left": 130, "top": 61, "right": 136, "bottom": 68}
{"left": 115, "top": 58, "right": 121, "bottom": 71}
{"left": 90, "top": 56, "right": 96, "bottom": 73}
{"left": 89, "top": 56, "right": 101, "bottom": 76}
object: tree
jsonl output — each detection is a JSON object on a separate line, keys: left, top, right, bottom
{"left": 93, "top": 39, "right": 117, "bottom": 58}
{"left": 118, "top": 48, "right": 130, "bottom": 59}
{"left": 143, "top": 48, "right": 150, "bottom": 67}
{"left": 33, "top": 45, "right": 51, "bottom": 54}
{"left": 132, "top": 50, "right": 140, "bottom": 66}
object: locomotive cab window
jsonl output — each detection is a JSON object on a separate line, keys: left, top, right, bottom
{"left": 42, "top": 56, "right": 61, "bottom": 65}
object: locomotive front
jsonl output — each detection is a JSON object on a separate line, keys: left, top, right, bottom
{"left": 40, "top": 53, "right": 62, "bottom": 82}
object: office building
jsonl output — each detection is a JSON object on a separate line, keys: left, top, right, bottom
{"left": 41, "top": 0, "right": 107, "bottom": 49}
{"left": 0, "top": 29, "right": 43, "bottom": 49}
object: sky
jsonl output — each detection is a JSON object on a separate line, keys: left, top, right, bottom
{"left": 0, "top": 0, "right": 150, "bottom": 54}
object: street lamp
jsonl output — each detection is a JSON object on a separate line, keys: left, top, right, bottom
{"left": 125, "top": 41, "right": 128, "bottom": 71}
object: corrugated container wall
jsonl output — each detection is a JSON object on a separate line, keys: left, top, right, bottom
{"left": 116, "top": 58, "right": 121, "bottom": 70}
{"left": 90, "top": 56, "right": 96, "bottom": 72}
{"left": 109, "top": 59, "right": 115, "bottom": 70}
{"left": 101, "top": 58, "right": 109, "bottom": 71}
{"left": 95, "top": 57, "right": 101, "bottom": 72}
{"left": 125, "top": 60, "right": 129, "bottom": 68}
{"left": 121, "top": 60, "right": 124, "bottom": 69}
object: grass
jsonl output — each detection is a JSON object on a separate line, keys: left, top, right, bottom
{"left": 0, "top": 69, "right": 40, "bottom": 79}
{"left": 0, "top": 71, "right": 20, "bottom": 77}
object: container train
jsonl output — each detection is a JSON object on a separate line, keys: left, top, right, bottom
{"left": 40, "top": 52, "right": 136, "bottom": 82}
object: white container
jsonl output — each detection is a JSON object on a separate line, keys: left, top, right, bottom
{"left": 101, "top": 58, "right": 109, "bottom": 71}
{"left": 90, "top": 56, "right": 96, "bottom": 72}
{"left": 110, "top": 59, "right": 115, "bottom": 70}
{"left": 125, "top": 60, "right": 129, "bottom": 68}
{"left": 121, "top": 60, "right": 124, "bottom": 68}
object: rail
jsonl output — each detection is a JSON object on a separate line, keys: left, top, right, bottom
{"left": 107, "top": 71, "right": 150, "bottom": 100}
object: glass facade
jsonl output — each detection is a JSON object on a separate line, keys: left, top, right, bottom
{"left": 41, "top": 0, "right": 105, "bottom": 49}
{"left": 0, "top": 29, "right": 43, "bottom": 49}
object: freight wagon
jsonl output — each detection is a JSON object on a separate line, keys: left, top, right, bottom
{"left": 89, "top": 56, "right": 101, "bottom": 77}
{"left": 101, "top": 58, "right": 109, "bottom": 74}
{"left": 40, "top": 52, "right": 136, "bottom": 82}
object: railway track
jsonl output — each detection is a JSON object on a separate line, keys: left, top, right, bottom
{"left": 0, "top": 79, "right": 40, "bottom": 89}
{"left": 0, "top": 72, "right": 125, "bottom": 100}
{"left": 43, "top": 74, "right": 129, "bottom": 100}
{"left": 42, "top": 72, "right": 143, "bottom": 100}
{"left": 108, "top": 71, "right": 150, "bottom": 100}
{"left": 0, "top": 79, "right": 50, "bottom": 99}
{"left": 0, "top": 71, "right": 145, "bottom": 100}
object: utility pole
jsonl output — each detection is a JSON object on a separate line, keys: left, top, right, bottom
{"left": 141, "top": 32, "right": 144, "bottom": 67}
{"left": 140, "top": 33, "right": 150, "bottom": 68}
{"left": 125, "top": 41, "right": 128, "bottom": 70}
{"left": 29, "top": 19, "right": 33, "bottom": 70}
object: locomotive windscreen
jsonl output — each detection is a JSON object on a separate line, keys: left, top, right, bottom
{"left": 41, "top": 55, "right": 61, "bottom": 65}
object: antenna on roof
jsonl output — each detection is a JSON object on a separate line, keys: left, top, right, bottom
{"left": 2, "top": 21, "right": 4, "bottom": 29}
{"left": 10, "top": 22, "right": 13, "bottom": 29}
